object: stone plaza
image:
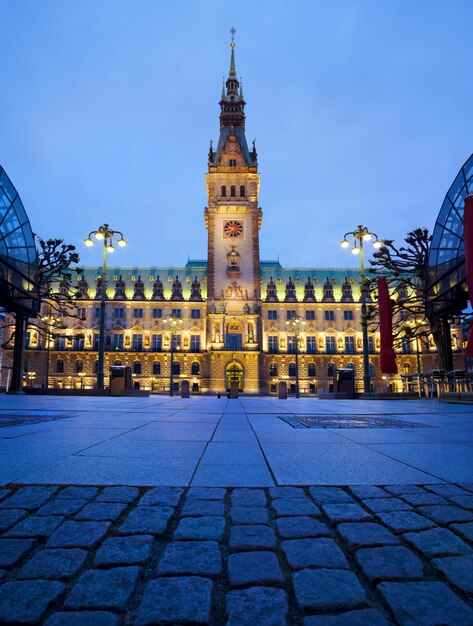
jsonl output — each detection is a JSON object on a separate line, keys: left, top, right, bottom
{"left": 0, "top": 395, "right": 473, "bottom": 624}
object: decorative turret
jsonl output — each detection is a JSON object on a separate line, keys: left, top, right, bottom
{"left": 341, "top": 277, "right": 354, "bottom": 302}
{"left": 133, "top": 275, "right": 145, "bottom": 300}
{"left": 171, "top": 275, "right": 183, "bottom": 301}
{"left": 95, "top": 276, "right": 104, "bottom": 300}
{"left": 152, "top": 276, "right": 164, "bottom": 300}
{"left": 322, "top": 277, "right": 335, "bottom": 302}
{"left": 190, "top": 276, "right": 202, "bottom": 301}
{"left": 303, "top": 277, "right": 316, "bottom": 302}
{"left": 114, "top": 275, "right": 126, "bottom": 300}
{"left": 285, "top": 277, "right": 297, "bottom": 302}
{"left": 77, "top": 276, "right": 89, "bottom": 299}
{"left": 266, "top": 277, "right": 278, "bottom": 302}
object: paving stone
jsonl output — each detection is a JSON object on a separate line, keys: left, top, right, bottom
{"left": 0, "top": 489, "right": 12, "bottom": 502}
{"left": 276, "top": 516, "right": 330, "bottom": 539}
{"left": 349, "top": 486, "right": 388, "bottom": 499}
{"left": 400, "top": 492, "right": 448, "bottom": 507}
{"left": 37, "top": 499, "right": 89, "bottom": 516}
{"left": 182, "top": 498, "right": 225, "bottom": 517}
{"left": 272, "top": 497, "right": 320, "bottom": 517}
{"left": 135, "top": 576, "right": 212, "bottom": 625}
{"left": 0, "top": 580, "right": 65, "bottom": 623}
{"left": 269, "top": 486, "right": 306, "bottom": 499}
{"left": 187, "top": 487, "right": 226, "bottom": 500}
{"left": 378, "top": 581, "right": 473, "bottom": 625}
{"left": 175, "top": 516, "right": 226, "bottom": 541}
{"left": 282, "top": 538, "right": 349, "bottom": 570}
{"left": 57, "top": 486, "right": 99, "bottom": 500}
{"left": 426, "top": 484, "right": 470, "bottom": 497}
{"left": 452, "top": 521, "right": 473, "bottom": 542}
{"left": 138, "top": 486, "right": 183, "bottom": 507}
{"left": 293, "top": 568, "right": 367, "bottom": 611}
{"left": 5, "top": 514, "right": 64, "bottom": 537}
{"left": 384, "top": 485, "right": 426, "bottom": 496}
{"left": 337, "top": 522, "right": 399, "bottom": 550}
{"left": 230, "top": 525, "right": 276, "bottom": 551}
{"left": 0, "top": 508, "right": 27, "bottom": 532}
{"left": 0, "top": 486, "right": 58, "bottom": 510}
{"left": 95, "top": 535, "right": 154, "bottom": 566}
{"left": 158, "top": 540, "right": 222, "bottom": 576}
{"left": 231, "top": 488, "right": 266, "bottom": 507}
{"left": 364, "top": 498, "right": 411, "bottom": 513}
{"left": 18, "top": 548, "right": 88, "bottom": 580}
{"left": 309, "top": 486, "right": 354, "bottom": 504}
{"left": 356, "top": 546, "right": 424, "bottom": 582}
{"left": 226, "top": 586, "right": 288, "bottom": 626}
{"left": 231, "top": 506, "right": 269, "bottom": 524}
{"left": 96, "top": 486, "right": 140, "bottom": 503}
{"left": 418, "top": 504, "right": 473, "bottom": 525}
{"left": 448, "top": 495, "right": 473, "bottom": 509}
{"left": 0, "top": 537, "right": 35, "bottom": 567}
{"left": 118, "top": 506, "right": 174, "bottom": 535}
{"left": 304, "top": 609, "right": 389, "bottom": 625}
{"left": 45, "top": 611, "right": 121, "bottom": 626}
{"left": 404, "top": 527, "right": 472, "bottom": 558}
{"left": 322, "top": 503, "right": 372, "bottom": 523}
{"left": 65, "top": 566, "right": 141, "bottom": 611}
{"left": 432, "top": 554, "right": 473, "bottom": 594}
{"left": 376, "top": 511, "right": 435, "bottom": 533}
{"left": 47, "top": 521, "right": 111, "bottom": 549}
{"left": 228, "top": 551, "right": 284, "bottom": 587}
{"left": 75, "top": 502, "right": 128, "bottom": 522}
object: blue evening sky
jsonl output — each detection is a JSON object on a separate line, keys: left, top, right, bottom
{"left": 1, "top": 0, "right": 472, "bottom": 270}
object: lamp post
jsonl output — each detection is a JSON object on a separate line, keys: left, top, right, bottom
{"left": 164, "top": 314, "right": 182, "bottom": 396}
{"left": 285, "top": 315, "right": 306, "bottom": 398}
{"left": 41, "top": 310, "right": 62, "bottom": 390}
{"left": 84, "top": 225, "right": 127, "bottom": 390}
{"left": 341, "top": 225, "right": 382, "bottom": 393}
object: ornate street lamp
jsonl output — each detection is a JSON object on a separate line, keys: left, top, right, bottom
{"left": 164, "top": 313, "right": 182, "bottom": 396}
{"left": 285, "top": 315, "right": 306, "bottom": 398}
{"left": 84, "top": 224, "right": 127, "bottom": 389}
{"left": 341, "top": 225, "right": 382, "bottom": 393}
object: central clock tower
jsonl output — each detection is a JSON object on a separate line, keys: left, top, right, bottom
{"left": 204, "top": 37, "right": 263, "bottom": 391}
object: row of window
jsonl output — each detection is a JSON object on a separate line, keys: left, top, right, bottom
{"left": 53, "top": 334, "right": 202, "bottom": 352}
{"left": 80, "top": 308, "right": 203, "bottom": 320}
{"left": 221, "top": 185, "right": 245, "bottom": 197}
{"left": 267, "top": 336, "right": 374, "bottom": 354}
{"left": 268, "top": 362, "right": 375, "bottom": 378}
{"left": 269, "top": 310, "right": 354, "bottom": 321}
{"left": 55, "top": 360, "right": 201, "bottom": 376}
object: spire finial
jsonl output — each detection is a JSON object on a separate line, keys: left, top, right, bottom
{"left": 229, "top": 27, "right": 237, "bottom": 78}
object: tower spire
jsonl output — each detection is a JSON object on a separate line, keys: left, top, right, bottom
{"left": 229, "top": 27, "right": 237, "bottom": 78}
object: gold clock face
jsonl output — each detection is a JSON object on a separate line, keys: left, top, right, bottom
{"left": 223, "top": 220, "right": 243, "bottom": 238}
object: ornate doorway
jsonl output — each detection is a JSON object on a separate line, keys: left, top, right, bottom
{"left": 226, "top": 361, "right": 243, "bottom": 392}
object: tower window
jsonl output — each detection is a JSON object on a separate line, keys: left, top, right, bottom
{"left": 229, "top": 159, "right": 237, "bottom": 167}
{"left": 221, "top": 185, "right": 226, "bottom": 197}
{"left": 230, "top": 185, "right": 236, "bottom": 197}
{"left": 240, "top": 185, "right": 245, "bottom": 197}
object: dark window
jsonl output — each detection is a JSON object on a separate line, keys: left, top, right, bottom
{"left": 287, "top": 310, "right": 296, "bottom": 320}
{"left": 326, "top": 336, "right": 336, "bottom": 354}
{"left": 368, "top": 336, "right": 374, "bottom": 354}
{"left": 268, "top": 310, "right": 278, "bottom": 320}
{"left": 343, "top": 310, "right": 353, "bottom": 320}
{"left": 133, "top": 308, "right": 143, "bottom": 318}
{"left": 268, "top": 336, "right": 278, "bottom": 353}
{"left": 77, "top": 307, "right": 86, "bottom": 319}
{"left": 113, "top": 334, "right": 123, "bottom": 349}
{"left": 221, "top": 185, "right": 226, "bottom": 197}
{"left": 132, "top": 334, "right": 143, "bottom": 351}
{"left": 346, "top": 362, "right": 355, "bottom": 370}
{"left": 191, "top": 309, "right": 201, "bottom": 319}
{"left": 287, "top": 336, "right": 297, "bottom": 353}
{"left": 74, "top": 336, "right": 85, "bottom": 350}
{"left": 133, "top": 361, "right": 141, "bottom": 375}
{"left": 95, "top": 308, "right": 100, "bottom": 318}
{"left": 324, "top": 310, "right": 334, "bottom": 321}
{"left": 152, "top": 334, "right": 162, "bottom": 351}
{"left": 114, "top": 307, "right": 125, "bottom": 318}
{"left": 306, "top": 336, "right": 316, "bottom": 353}
{"left": 402, "top": 337, "right": 411, "bottom": 354}
{"left": 230, "top": 185, "right": 236, "bottom": 197}
{"left": 288, "top": 363, "right": 297, "bottom": 377}
{"left": 75, "top": 360, "right": 83, "bottom": 373}
{"left": 306, "top": 310, "right": 315, "bottom": 320}
{"left": 327, "top": 363, "right": 335, "bottom": 377}
{"left": 25, "top": 332, "right": 31, "bottom": 348}
{"left": 191, "top": 361, "right": 200, "bottom": 375}
{"left": 229, "top": 159, "right": 237, "bottom": 167}
{"left": 308, "top": 363, "right": 316, "bottom": 377}
{"left": 172, "top": 334, "right": 181, "bottom": 350}
{"left": 114, "top": 359, "right": 122, "bottom": 366}
{"left": 191, "top": 335, "right": 200, "bottom": 351}
{"left": 94, "top": 360, "right": 98, "bottom": 373}
{"left": 269, "top": 363, "right": 278, "bottom": 376}
{"left": 171, "top": 309, "right": 182, "bottom": 318}
{"left": 93, "top": 334, "right": 99, "bottom": 350}
{"left": 240, "top": 185, "right": 245, "bottom": 197}
{"left": 152, "top": 308, "right": 163, "bottom": 318}
{"left": 226, "top": 334, "right": 242, "bottom": 350}
{"left": 55, "top": 360, "right": 64, "bottom": 374}
{"left": 172, "top": 361, "right": 180, "bottom": 375}
{"left": 345, "top": 336, "right": 355, "bottom": 354}
{"left": 153, "top": 362, "right": 161, "bottom": 375}
{"left": 55, "top": 336, "right": 66, "bottom": 350}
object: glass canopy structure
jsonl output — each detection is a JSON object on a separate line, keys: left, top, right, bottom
{"left": 0, "top": 165, "right": 40, "bottom": 316}
{"left": 427, "top": 153, "right": 473, "bottom": 317}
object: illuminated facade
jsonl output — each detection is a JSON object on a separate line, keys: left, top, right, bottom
{"left": 4, "top": 43, "right": 463, "bottom": 394}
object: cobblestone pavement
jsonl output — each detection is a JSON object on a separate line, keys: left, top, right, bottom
{"left": 1, "top": 484, "right": 473, "bottom": 624}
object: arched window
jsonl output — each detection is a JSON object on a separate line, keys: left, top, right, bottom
{"left": 369, "top": 362, "right": 374, "bottom": 377}
{"left": 240, "top": 185, "right": 245, "bottom": 197}
{"left": 153, "top": 362, "right": 161, "bottom": 375}
{"left": 114, "top": 360, "right": 122, "bottom": 366}
{"left": 230, "top": 185, "right": 236, "bottom": 197}
{"left": 75, "top": 359, "right": 83, "bottom": 374}
{"left": 269, "top": 363, "right": 278, "bottom": 377}
{"left": 172, "top": 361, "right": 180, "bottom": 375}
{"left": 308, "top": 363, "right": 316, "bottom": 377}
{"left": 55, "top": 360, "right": 64, "bottom": 374}
{"left": 403, "top": 363, "right": 411, "bottom": 375}
{"left": 221, "top": 185, "right": 226, "bottom": 197}
{"left": 288, "top": 363, "right": 297, "bottom": 377}
{"left": 327, "top": 363, "right": 335, "bottom": 377}
{"left": 94, "top": 360, "right": 98, "bottom": 374}
{"left": 133, "top": 361, "right": 141, "bottom": 375}
{"left": 191, "top": 361, "right": 200, "bottom": 375}
{"left": 346, "top": 362, "right": 355, "bottom": 370}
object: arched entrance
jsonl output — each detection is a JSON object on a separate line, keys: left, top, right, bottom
{"left": 226, "top": 361, "right": 243, "bottom": 392}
